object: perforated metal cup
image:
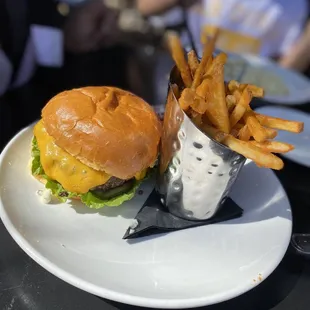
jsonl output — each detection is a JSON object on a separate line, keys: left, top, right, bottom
{"left": 156, "top": 67, "right": 246, "bottom": 221}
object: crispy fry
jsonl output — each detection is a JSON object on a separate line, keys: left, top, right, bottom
{"left": 233, "top": 123, "right": 244, "bottom": 130}
{"left": 179, "top": 88, "right": 210, "bottom": 114}
{"left": 238, "top": 125, "right": 251, "bottom": 141}
{"left": 237, "top": 125, "right": 276, "bottom": 141}
{"left": 250, "top": 141, "right": 294, "bottom": 153}
{"left": 238, "top": 84, "right": 246, "bottom": 92}
{"left": 240, "top": 84, "right": 264, "bottom": 97}
{"left": 226, "top": 95, "right": 236, "bottom": 112}
{"left": 187, "top": 50, "right": 199, "bottom": 77}
{"left": 243, "top": 109, "right": 268, "bottom": 142}
{"left": 230, "top": 127, "right": 240, "bottom": 138}
{"left": 230, "top": 88, "right": 252, "bottom": 128}
{"left": 196, "top": 78, "right": 210, "bottom": 99}
{"left": 178, "top": 88, "right": 193, "bottom": 111}
{"left": 191, "top": 97, "right": 209, "bottom": 114}
{"left": 166, "top": 30, "right": 303, "bottom": 171}
{"left": 227, "top": 80, "right": 240, "bottom": 94}
{"left": 205, "top": 52, "right": 228, "bottom": 77}
{"left": 255, "top": 113, "right": 304, "bottom": 133}
{"left": 167, "top": 32, "right": 192, "bottom": 88}
{"left": 223, "top": 135, "right": 284, "bottom": 170}
{"left": 200, "top": 123, "right": 226, "bottom": 143}
{"left": 192, "top": 29, "right": 219, "bottom": 89}
{"left": 265, "top": 127, "right": 278, "bottom": 139}
{"left": 203, "top": 54, "right": 230, "bottom": 133}
{"left": 232, "top": 89, "right": 242, "bottom": 102}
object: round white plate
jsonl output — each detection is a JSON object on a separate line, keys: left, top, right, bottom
{"left": 0, "top": 126, "right": 292, "bottom": 309}
{"left": 224, "top": 53, "right": 310, "bottom": 105}
{"left": 255, "top": 106, "right": 310, "bottom": 167}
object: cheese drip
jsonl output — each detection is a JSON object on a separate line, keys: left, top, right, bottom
{"left": 34, "top": 121, "right": 111, "bottom": 193}
{"left": 34, "top": 121, "right": 148, "bottom": 194}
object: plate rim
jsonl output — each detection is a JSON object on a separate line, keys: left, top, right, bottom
{"left": 0, "top": 126, "right": 292, "bottom": 309}
{"left": 227, "top": 52, "right": 310, "bottom": 105}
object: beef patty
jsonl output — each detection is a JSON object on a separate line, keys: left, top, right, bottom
{"left": 93, "top": 177, "right": 128, "bottom": 192}
{"left": 59, "top": 177, "right": 134, "bottom": 198}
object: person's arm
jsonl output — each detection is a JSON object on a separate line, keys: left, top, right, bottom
{"left": 0, "top": 48, "right": 13, "bottom": 97}
{"left": 279, "top": 20, "right": 310, "bottom": 72}
{"left": 135, "top": 0, "right": 178, "bottom": 16}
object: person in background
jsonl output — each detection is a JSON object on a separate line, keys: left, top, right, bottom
{"left": 135, "top": 0, "right": 310, "bottom": 73}
{"left": 0, "top": 0, "right": 128, "bottom": 97}
{"left": 0, "top": 0, "right": 131, "bottom": 149}
{"left": 279, "top": 20, "right": 310, "bottom": 72}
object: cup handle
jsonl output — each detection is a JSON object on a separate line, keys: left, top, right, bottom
{"left": 291, "top": 233, "right": 310, "bottom": 256}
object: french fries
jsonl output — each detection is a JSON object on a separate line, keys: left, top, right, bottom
{"left": 229, "top": 88, "right": 252, "bottom": 128}
{"left": 242, "top": 84, "right": 264, "bottom": 97}
{"left": 167, "top": 32, "right": 192, "bottom": 88}
{"left": 250, "top": 141, "right": 294, "bottom": 153}
{"left": 226, "top": 95, "right": 236, "bottom": 112}
{"left": 238, "top": 125, "right": 251, "bottom": 141}
{"left": 166, "top": 31, "right": 304, "bottom": 170}
{"left": 200, "top": 122, "right": 226, "bottom": 143}
{"left": 179, "top": 88, "right": 194, "bottom": 111}
{"left": 204, "top": 53, "right": 230, "bottom": 133}
{"left": 265, "top": 127, "right": 278, "bottom": 139}
{"left": 196, "top": 78, "right": 210, "bottom": 99}
{"left": 243, "top": 109, "right": 268, "bottom": 142}
{"left": 192, "top": 29, "right": 219, "bottom": 89}
{"left": 187, "top": 50, "right": 199, "bottom": 77}
{"left": 223, "top": 135, "right": 284, "bottom": 170}
{"left": 255, "top": 113, "right": 304, "bottom": 133}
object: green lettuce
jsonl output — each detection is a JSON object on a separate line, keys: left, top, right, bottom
{"left": 31, "top": 137, "right": 148, "bottom": 208}
{"left": 45, "top": 179, "right": 79, "bottom": 203}
{"left": 80, "top": 179, "right": 143, "bottom": 209}
{"left": 31, "top": 138, "right": 45, "bottom": 176}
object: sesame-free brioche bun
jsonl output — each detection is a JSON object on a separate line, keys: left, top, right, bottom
{"left": 41, "top": 86, "right": 161, "bottom": 179}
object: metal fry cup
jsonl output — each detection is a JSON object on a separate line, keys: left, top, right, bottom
{"left": 156, "top": 66, "right": 246, "bottom": 221}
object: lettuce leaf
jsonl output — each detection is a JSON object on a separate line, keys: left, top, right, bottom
{"left": 45, "top": 179, "right": 79, "bottom": 203}
{"left": 80, "top": 178, "right": 143, "bottom": 209}
{"left": 31, "top": 137, "right": 45, "bottom": 176}
{"left": 31, "top": 137, "right": 148, "bottom": 208}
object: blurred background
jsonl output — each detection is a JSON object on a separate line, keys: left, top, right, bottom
{"left": 1, "top": 0, "right": 310, "bottom": 149}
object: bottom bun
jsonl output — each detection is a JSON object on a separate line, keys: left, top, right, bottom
{"left": 33, "top": 174, "right": 81, "bottom": 201}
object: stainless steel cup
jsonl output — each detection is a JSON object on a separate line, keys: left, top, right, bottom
{"left": 156, "top": 67, "right": 246, "bottom": 221}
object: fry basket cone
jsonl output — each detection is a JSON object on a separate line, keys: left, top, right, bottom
{"left": 156, "top": 66, "right": 246, "bottom": 220}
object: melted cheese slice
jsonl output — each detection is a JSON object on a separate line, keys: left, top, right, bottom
{"left": 135, "top": 169, "right": 147, "bottom": 181}
{"left": 34, "top": 121, "right": 111, "bottom": 194}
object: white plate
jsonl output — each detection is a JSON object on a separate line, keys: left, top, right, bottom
{"left": 224, "top": 53, "right": 310, "bottom": 105}
{"left": 0, "top": 126, "right": 292, "bottom": 309}
{"left": 255, "top": 106, "right": 310, "bottom": 167}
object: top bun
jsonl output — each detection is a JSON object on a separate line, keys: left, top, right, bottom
{"left": 42, "top": 86, "right": 161, "bottom": 179}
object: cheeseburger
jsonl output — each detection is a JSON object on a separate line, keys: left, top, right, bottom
{"left": 31, "top": 86, "right": 161, "bottom": 208}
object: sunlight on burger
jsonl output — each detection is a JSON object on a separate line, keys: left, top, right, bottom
{"left": 31, "top": 86, "right": 161, "bottom": 208}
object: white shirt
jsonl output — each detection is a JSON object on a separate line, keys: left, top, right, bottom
{"left": 160, "top": 0, "right": 309, "bottom": 57}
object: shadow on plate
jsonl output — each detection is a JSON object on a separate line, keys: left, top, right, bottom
{"left": 223, "top": 160, "right": 292, "bottom": 225}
